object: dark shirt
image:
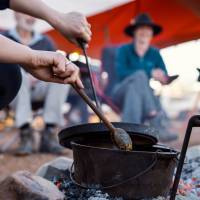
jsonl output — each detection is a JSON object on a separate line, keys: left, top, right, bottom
{"left": 116, "top": 43, "right": 167, "bottom": 82}
{"left": 0, "top": 0, "right": 10, "bottom": 10}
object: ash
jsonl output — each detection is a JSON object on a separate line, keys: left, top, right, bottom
{"left": 178, "top": 156, "right": 200, "bottom": 197}
{"left": 52, "top": 170, "right": 166, "bottom": 200}
{"left": 52, "top": 170, "right": 122, "bottom": 200}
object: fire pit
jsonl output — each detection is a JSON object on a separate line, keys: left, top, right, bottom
{"left": 58, "top": 115, "right": 200, "bottom": 200}
{"left": 59, "top": 122, "right": 179, "bottom": 199}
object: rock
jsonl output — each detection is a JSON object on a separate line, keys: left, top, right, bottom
{"left": 36, "top": 157, "right": 73, "bottom": 180}
{"left": 0, "top": 171, "right": 64, "bottom": 200}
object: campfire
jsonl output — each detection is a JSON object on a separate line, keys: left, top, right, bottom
{"left": 50, "top": 156, "right": 200, "bottom": 200}
{"left": 56, "top": 116, "right": 200, "bottom": 200}
{"left": 178, "top": 156, "right": 200, "bottom": 197}
{"left": 49, "top": 154, "right": 200, "bottom": 200}
{"left": 52, "top": 170, "right": 123, "bottom": 200}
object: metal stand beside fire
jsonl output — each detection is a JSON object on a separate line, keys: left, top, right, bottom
{"left": 170, "top": 115, "right": 200, "bottom": 200}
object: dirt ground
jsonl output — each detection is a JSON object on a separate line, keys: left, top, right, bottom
{"left": 0, "top": 119, "right": 200, "bottom": 182}
{"left": 0, "top": 128, "right": 73, "bottom": 181}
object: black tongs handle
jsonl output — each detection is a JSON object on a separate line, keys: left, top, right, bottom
{"left": 170, "top": 115, "right": 200, "bottom": 200}
{"left": 77, "top": 38, "right": 101, "bottom": 113}
{"left": 77, "top": 38, "right": 87, "bottom": 49}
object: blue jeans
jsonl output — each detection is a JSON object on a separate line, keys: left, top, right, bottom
{"left": 112, "top": 71, "right": 159, "bottom": 123}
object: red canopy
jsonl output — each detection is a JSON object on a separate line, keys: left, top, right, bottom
{"left": 47, "top": 0, "right": 200, "bottom": 58}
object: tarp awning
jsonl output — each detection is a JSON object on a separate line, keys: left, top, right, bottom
{"left": 47, "top": 0, "right": 200, "bottom": 58}
{"left": 1, "top": 0, "right": 200, "bottom": 58}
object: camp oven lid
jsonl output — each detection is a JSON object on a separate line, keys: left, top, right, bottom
{"left": 58, "top": 122, "right": 159, "bottom": 149}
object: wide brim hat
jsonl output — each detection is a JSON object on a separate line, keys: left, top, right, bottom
{"left": 0, "top": 64, "right": 22, "bottom": 109}
{"left": 124, "top": 13, "right": 163, "bottom": 37}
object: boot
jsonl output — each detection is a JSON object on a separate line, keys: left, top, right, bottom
{"left": 15, "top": 126, "right": 34, "bottom": 156}
{"left": 149, "top": 112, "right": 178, "bottom": 142}
{"left": 39, "top": 126, "right": 63, "bottom": 154}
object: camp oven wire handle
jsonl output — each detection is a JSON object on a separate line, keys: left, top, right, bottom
{"left": 170, "top": 115, "right": 200, "bottom": 200}
{"left": 70, "top": 153, "right": 158, "bottom": 189}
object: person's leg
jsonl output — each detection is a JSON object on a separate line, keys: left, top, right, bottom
{"left": 131, "top": 71, "right": 178, "bottom": 141}
{"left": 43, "top": 83, "right": 70, "bottom": 126}
{"left": 113, "top": 71, "right": 178, "bottom": 142}
{"left": 39, "top": 82, "right": 70, "bottom": 153}
{"left": 112, "top": 71, "right": 146, "bottom": 123}
{"left": 153, "top": 94, "right": 162, "bottom": 111}
{"left": 12, "top": 69, "right": 32, "bottom": 128}
{"left": 121, "top": 83, "right": 143, "bottom": 123}
{"left": 134, "top": 72, "right": 178, "bottom": 141}
{"left": 11, "top": 69, "right": 34, "bottom": 155}
{"left": 78, "top": 99, "right": 89, "bottom": 123}
{"left": 130, "top": 71, "right": 158, "bottom": 119}
{"left": 31, "top": 81, "right": 47, "bottom": 102}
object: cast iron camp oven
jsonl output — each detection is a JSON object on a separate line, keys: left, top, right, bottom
{"left": 59, "top": 116, "right": 199, "bottom": 199}
{"left": 59, "top": 122, "right": 178, "bottom": 199}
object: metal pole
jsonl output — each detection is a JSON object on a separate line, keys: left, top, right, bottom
{"left": 170, "top": 115, "right": 200, "bottom": 200}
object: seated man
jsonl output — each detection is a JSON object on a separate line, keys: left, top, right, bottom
{"left": 113, "top": 13, "right": 178, "bottom": 142}
{"left": 2, "top": 13, "right": 70, "bottom": 155}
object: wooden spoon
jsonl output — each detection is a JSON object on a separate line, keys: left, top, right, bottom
{"left": 72, "top": 84, "right": 133, "bottom": 151}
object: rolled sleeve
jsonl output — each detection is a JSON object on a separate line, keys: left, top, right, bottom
{"left": 0, "top": 0, "right": 10, "bottom": 10}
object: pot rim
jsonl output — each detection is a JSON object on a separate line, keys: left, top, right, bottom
{"left": 71, "top": 141, "right": 179, "bottom": 158}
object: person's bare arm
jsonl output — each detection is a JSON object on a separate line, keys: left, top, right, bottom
{"left": 0, "top": 34, "right": 33, "bottom": 65}
{"left": 10, "top": 0, "right": 56, "bottom": 20}
{"left": 0, "top": 35, "right": 83, "bottom": 87}
{"left": 9, "top": 0, "right": 92, "bottom": 45}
